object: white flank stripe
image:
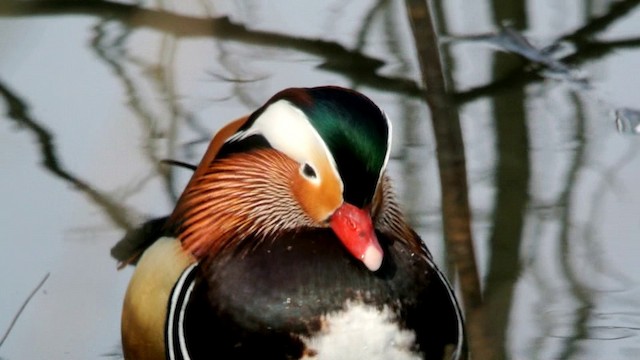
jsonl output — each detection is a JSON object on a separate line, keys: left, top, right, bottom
{"left": 178, "top": 279, "right": 196, "bottom": 360}
{"left": 167, "top": 263, "right": 197, "bottom": 360}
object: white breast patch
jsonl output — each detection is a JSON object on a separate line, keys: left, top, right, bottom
{"left": 300, "top": 302, "right": 421, "bottom": 360}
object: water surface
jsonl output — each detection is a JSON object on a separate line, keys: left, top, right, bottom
{"left": 1, "top": 1, "right": 640, "bottom": 359}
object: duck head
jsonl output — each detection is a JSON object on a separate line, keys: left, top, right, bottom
{"left": 171, "top": 86, "right": 391, "bottom": 272}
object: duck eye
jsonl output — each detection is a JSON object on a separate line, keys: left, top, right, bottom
{"left": 301, "top": 163, "right": 317, "bottom": 179}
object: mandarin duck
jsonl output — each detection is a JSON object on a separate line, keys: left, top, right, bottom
{"left": 120, "top": 86, "right": 466, "bottom": 359}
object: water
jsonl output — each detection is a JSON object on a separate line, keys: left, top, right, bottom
{"left": 1, "top": 1, "right": 640, "bottom": 359}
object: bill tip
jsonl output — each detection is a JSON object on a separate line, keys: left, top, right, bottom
{"left": 362, "top": 245, "right": 383, "bottom": 271}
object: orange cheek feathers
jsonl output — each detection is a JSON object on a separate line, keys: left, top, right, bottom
{"left": 292, "top": 170, "right": 342, "bottom": 223}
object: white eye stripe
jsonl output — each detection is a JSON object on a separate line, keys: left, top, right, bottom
{"left": 227, "top": 100, "right": 342, "bottom": 189}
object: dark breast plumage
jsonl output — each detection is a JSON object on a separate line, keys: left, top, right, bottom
{"left": 167, "top": 228, "right": 463, "bottom": 359}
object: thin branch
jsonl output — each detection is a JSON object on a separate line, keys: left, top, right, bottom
{"left": 0, "top": 273, "right": 50, "bottom": 348}
{"left": 160, "top": 159, "right": 197, "bottom": 171}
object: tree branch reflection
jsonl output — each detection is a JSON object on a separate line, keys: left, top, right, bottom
{"left": 0, "top": 79, "right": 135, "bottom": 231}
{"left": 2, "top": 0, "right": 639, "bottom": 106}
